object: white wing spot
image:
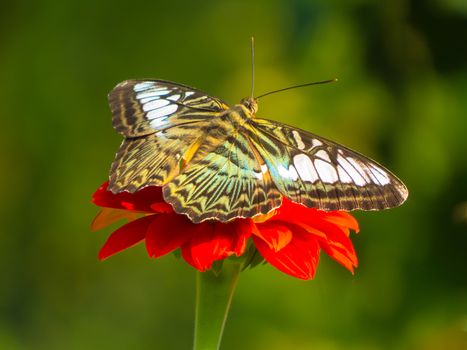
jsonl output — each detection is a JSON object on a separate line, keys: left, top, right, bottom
{"left": 133, "top": 82, "right": 154, "bottom": 92}
{"left": 337, "top": 155, "right": 366, "bottom": 186}
{"left": 146, "top": 104, "right": 178, "bottom": 120}
{"left": 293, "top": 154, "right": 319, "bottom": 182}
{"left": 314, "top": 159, "right": 339, "bottom": 183}
{"left": 347, "top": 157, "right": 371, "bottom": 183}
{"left": 261, "top": 164, "right": 268, "bottom": 173}
{"left": 150, "top": 117, "right": 169, "bottom": 128}
{"left": 278, "top": 164, "right": 299, "bottom": 181}
{"left": 136, "top": 90, "right": 170, "bottom": 99}
{"left": 312, "top": 139, "right": 323, "bottom": 148}
{"left": 369, "top": 164, "right": 391, "bottom": 185}
{"left": 315, "top": 150, "right": 331, "bottom": 162}
{"left": 367, "top": 171, "right": 379, "bottom": 184}
{"left": 142, "top": 99, "right": 170, "bottom": 112}
{"left": 292, "top": 130, "right": 306, "bottom": 150}
{"left": 167, "top": 94, "right": 181, "bottom": 101}
{"left": 185, "top": 91, "right": 195, "bottom": 98}
{"left": 152, "top": 86, "right": 172, "bottom": 91}
{"left": 139, "top": 96, "right": 161, "bottom": 104}
{"left": 337, "top": 165, "right": 353, "bottom": 183}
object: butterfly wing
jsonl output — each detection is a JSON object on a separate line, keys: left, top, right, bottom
{"left": 163, "top": 130, "right": 282, "bottom": 223}
{"left": 250, "top": 118, "right": 408, "bottom": 211}
{"left": 109, "top": 79, "right": 229, "bottom": 137}
{"left": 108, "top": 80, "right": 229, "bottom": 193}
{"left": 108, "top": 79, "right": 407, "bottom": 221}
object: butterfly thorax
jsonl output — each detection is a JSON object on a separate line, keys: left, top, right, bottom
{"left": 221, "top": 98, "right": 258, "bottom": 130}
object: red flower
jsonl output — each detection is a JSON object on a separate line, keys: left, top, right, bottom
{"left": 91, "top": 182, "right": 359, "bottom": 280}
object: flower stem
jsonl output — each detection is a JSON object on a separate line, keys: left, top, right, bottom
{"left": 193, "top": 263, "right": 241, "bottom": 350}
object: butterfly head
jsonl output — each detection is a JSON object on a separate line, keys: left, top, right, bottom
{"left": 240, "top": 97, "right": 258, "bottom": 115}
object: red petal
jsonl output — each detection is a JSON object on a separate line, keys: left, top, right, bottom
{"left": 253, "top": 226, "right": 320, "bottom": 280}
{"left": 272, "top": 197, "right": 314, "bottom": 221}
{"left": 270, "top": 198, "right": 358, "bottom": 273}
{"left": 286, "top": 218, "right": 358, "bottom": 272}
{"left": 317, "top": 224, "right": 358, "bottom": 272}
{"left": 91, "top": 208, "right": 141, "bottom": 231}
{"left": 273, "top": 198, "right": 359, "bottom": 235}
{"left": 306, "top": 220, "right": 356, "bottom": 259}
{"left": 322, "top": 211, "right": 360, "bottom": 234}
{"left": 252, "top": 222, "right": 293, "bottom": 252}
{"left": 92, "top": 181, "right": 170, "bottom": 213}
{"left": 98, "top": 215, "right": 154, "bottom": 260}
{"left": 145, "top": 213, "right": 196, "bottom": 258}
{"left": 181, "top": 223, "right": 215, "bottom": 271}
{"left": 216, "top": 220, "right": 253, "bottom": 256}
{"left": 150, "top": 202, "right": 174, "bottom": 213}
{"left": 321, "top": 243, "right": 358, "bottom": 273}
{"left": 181, "top": 220, "right": 253, "bottom": 272}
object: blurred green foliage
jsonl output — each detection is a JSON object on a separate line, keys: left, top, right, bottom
{"left": 1, "top": 0, "right": 466, "bottom": 349}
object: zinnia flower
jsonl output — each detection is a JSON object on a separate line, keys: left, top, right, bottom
{"left": 91, "top": 181, "right": 359, "bottom": 280}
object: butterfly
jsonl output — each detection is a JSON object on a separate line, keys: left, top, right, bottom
{"left": 107, "top": 79, "right": 408, "bottom": 223}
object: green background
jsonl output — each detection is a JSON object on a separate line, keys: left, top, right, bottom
{"left": 1, "top": 0, "right": 466, "bottom": 349}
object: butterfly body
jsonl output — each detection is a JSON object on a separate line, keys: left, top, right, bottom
{"left": 108, "top": 79, "right": 408, "bottom": 223}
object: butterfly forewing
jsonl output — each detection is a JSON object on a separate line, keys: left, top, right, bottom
{"left": 107, "top": 80, "right": 229, "bottom": 193}
{"left": 109, "top": 79, "right": 229, "bottom": 137}
{"left": 251, "top": 118, "right": 408, "bottom": 211}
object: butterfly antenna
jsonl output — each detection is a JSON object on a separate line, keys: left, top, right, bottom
{"left": 250, "top": 36, "right": 255, "bottom": 99}
{"left": 255, "top": 78, "right": 338, "bottom": 100}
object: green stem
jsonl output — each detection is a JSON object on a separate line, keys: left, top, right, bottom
{"left": 193, "top": 263, "right": 241, "bottom": 350}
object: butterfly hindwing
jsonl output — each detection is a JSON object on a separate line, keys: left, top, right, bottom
{"left": 108, "top": 128, "right": 199, "bottom": 193}
{"left": 251, "top": 118, "right": 408, "bottom": 211}
{"left": 163, "top": 130, "right": 282, "bottom": 223}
